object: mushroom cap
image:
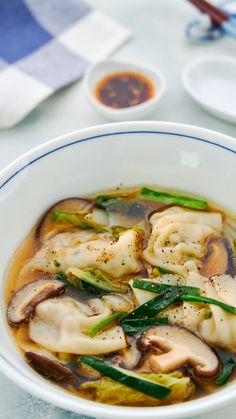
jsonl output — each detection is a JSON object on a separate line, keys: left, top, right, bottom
{"left": 200, "top": 235, "right": 235, "bottom": 277}
{"left": 114, "top": 335, "right": 141, "bottom": 370}
{"left": 25, "top": 352, "right": 76, "bottom": 382}
{"left": 140, "top": 325, "right": 219, "bottom": 378}
{"left": 7, "top": 279, "right": 66, "bottom": 325}
{"left": 36, "top": 198, "right": 93, "bottom": 242}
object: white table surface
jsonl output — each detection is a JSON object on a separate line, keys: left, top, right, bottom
{"left": 1, "top": 0, "right": 236, "bottom": 418}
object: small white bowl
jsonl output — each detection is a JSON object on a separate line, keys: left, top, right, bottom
{"left": 182, "top": 56, "right": 236, "bottom": 124}
{"left": 83, "top": 60, "right": 166, "bottom": 121}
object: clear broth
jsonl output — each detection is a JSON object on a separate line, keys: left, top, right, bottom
{"left": 5, "top": 186, "right": 236, "bottom": 406}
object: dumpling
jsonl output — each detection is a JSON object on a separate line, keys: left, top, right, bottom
{"left": 195, "top": 274, "right": 236, "bottom": 352}
{"left": 182, "top": 272, "right": 207, "bottom": 331}
{"left": 143, "top": 207, "right": 222, "bottom": 276}
{"left": 182, "top": 272, "right": 236, "bottom": 352}
{"left": 29, "top": 296, "right": 126, "bottom": 355}
{"left": 27, "top": 229, "right": 142, "bottom": 278}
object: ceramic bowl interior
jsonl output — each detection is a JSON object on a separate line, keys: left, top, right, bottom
{"left": 1, "top": 121, "right": 236, "bottom": 419}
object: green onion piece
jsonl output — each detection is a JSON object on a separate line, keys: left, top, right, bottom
{"left": 204, "top": 311, "right": 212, "bottom": 320}
{"left": 66, "top": 267, "right": 127, "bottom": 293}
{"left": 216, "top": 358, "right": 236, "bottom": 385}
{"left": 81, "top": 356, "right": 171, "bottom": 400}
{"left": 132, "top": 280, "right": 236, "bottom": 315}
{"left": 154, "top": 266, "right": 173, "bottom": 275}
{"left": 80, "top": 280, "right": 107, "bottom": 296}
{"left": 110, "top": 225, "right": 128, "bottom": 239}
{"left": 53, "top": 259, "right": 60, "bottom": 267}
{"left": 53, "top": 210, "right": 108, "bottom": 231}
{"left": 86, "top": 312, "right": 126, "bottom": 337}
{"left": 132, "top": 279, "right": 200, "bottom": 296}
{"left": 179, "top": 294, "right": 236, "bottom": 314}
{"left": 56, "top": 271, "right": 106, "bottom": 298}
{"left": 96, "top": 195, "right": 124, "bottom": 208}
{"left": 139, "top": 187, "right": 208, "bottom": 210}
{"left": 56, "top": 271, "right": 67, "bottom": 283}
{"left": 121, "top": 317, "right": 169, "bottom": 333}
{"left": 53, "top": 209, "right": 127, "bottom": 239}
{"left": 121, "top": 287, "right": 187, "bottom": 322}
{"left": 152, "top": 268, "right": 160, "bottom": 276}
{"left": 233, "top": 239, "right": 236, "bottom": 249}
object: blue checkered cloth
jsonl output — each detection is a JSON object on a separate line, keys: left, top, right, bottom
{"left": 0, "top": 0, "right": 130, "bottom": 128}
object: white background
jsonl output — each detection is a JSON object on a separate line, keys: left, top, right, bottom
{"left": 0, "top": 0, "right": 236, "bottom": 418}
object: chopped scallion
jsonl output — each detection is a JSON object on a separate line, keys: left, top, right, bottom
{"left": 179, "top": 294, "right": 236, "bottom": 315}
{"left": 86, "top": 312, "right": 126, "bottom": 337}
{"left": 121, "top": 317, "right": 168, "bottom": 333}
{"left": 81, "top": 356, "right": 171, "bottom": 400}
{"left": 121, "top": 287, "right": 187, "bottom": 322}
{"left": 132, "top": 279, "right": 200, "bottom": 296}
{"left": 139, "top": 187, "right": 208, "bottom": 210}
{"left": 216, "top": 358, "right": 236, "bottom": 385}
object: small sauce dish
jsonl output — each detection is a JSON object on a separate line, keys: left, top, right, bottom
{"left": 83, "top": 60, "right": 166, "bottom": 121}
{"left": 182, "top": 56, "right": 236, "bottom": 124}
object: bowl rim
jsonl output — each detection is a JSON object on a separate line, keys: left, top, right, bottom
{"left": 1, "top": 120, "right": 236, "bottom": 418}
{"left": 83, "top": 59, "right": 166, "bottom": 116}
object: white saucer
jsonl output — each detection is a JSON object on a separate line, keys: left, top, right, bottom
{"left": 83, "top": 60, "right": 166, "bottom": 121}
{"left": 182, "top": 57, "right": 236, "bottom": 124}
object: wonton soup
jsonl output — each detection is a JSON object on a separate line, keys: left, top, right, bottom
{"left": 5, "top": 186, "right": 236, "bottom": 407}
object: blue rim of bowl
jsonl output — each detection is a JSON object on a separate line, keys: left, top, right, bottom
{"left": 0, "top": 129, "right": 236, "bottom": 192}
{"left": 1, "top": 128, "right": 236, "bottom": 413}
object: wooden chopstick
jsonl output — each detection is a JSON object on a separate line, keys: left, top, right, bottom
{"left": 187, "top": 0, "right": 229, "bottom": 25}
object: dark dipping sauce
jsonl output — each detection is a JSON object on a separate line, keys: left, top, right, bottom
{"left": 95, "top": 71, "right": 155, "bottom": 109}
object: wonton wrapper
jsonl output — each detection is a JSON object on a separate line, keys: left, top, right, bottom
{"left": 29, "top": 296, "right": 126, "bottom": 355}
{"left": 27, "top": 229, "right": 141, "bottom": 278}
{"left": 143, "top": 207, "right": 222, "bottom": 276}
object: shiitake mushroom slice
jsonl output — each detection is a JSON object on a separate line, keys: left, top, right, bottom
{"left": 113, "top": 335, "right": 142, "bottom": 370}
{"left": 35, "top": 198, "right": 94, "bottom": 243}
{"left": 7, "top": 279, "right": 66, "bottom": 325}
{"left": 140, "top": 325, "right": 220, "bottom": 379}
{"left": 26, "top": 352, "right": 77, "bottom": 383}
{"left": 200, "top": 235, "right": 235, "bottom": 277}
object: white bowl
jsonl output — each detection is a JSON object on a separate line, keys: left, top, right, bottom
{"left": 182, "top": 56, "right": 236, "bottom": 124}
{"left": 83, "top": 60, "right": 166, "bottom": 121}
{"left": 1, "top": 121, "right": 236, "bottom": 419}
